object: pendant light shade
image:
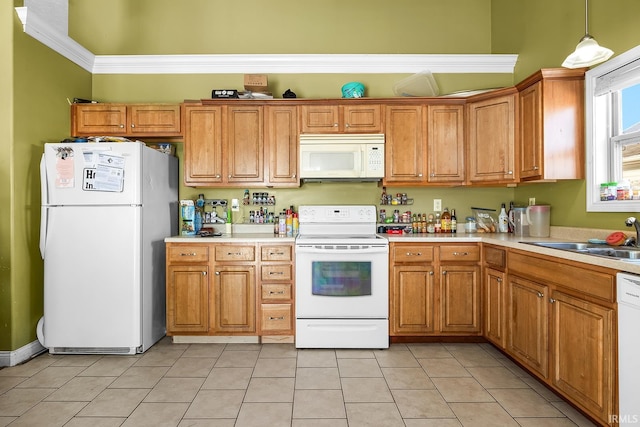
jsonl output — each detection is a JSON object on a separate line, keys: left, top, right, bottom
{"left": 562, "top": 0, "right": 613, "bottom": 69}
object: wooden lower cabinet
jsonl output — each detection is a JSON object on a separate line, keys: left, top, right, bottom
{"left": 483, "top": 267, "right": 506, "bottom": 348}
{"left": 506, "top": 250, "right": 616, "bottom": 426}
{"left": 391, "top": 265, "right": 435, "bottom": 334}
{"left": 213, "top": 265, "right": 256, "bottom": 333}
{"left": 507, "top": 275, "right": 549, "bottom": 378}
{"left": 167, "top": 242, "right": 295, "bottom": 339}
{"left": 166, "top": 264, "right": 209, "bottom": 333}
{"left": 551, "top": 290, "right": 614, "bottom": 423}
{"left": 390, "top": 243, "right": 480, "bottom": 336}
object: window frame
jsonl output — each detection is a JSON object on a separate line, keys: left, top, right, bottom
{"left": 586, "top": 44, "right": 640, "bottom": 212}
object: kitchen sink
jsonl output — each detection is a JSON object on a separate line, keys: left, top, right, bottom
{"left": 525, "top": 241, "right": 640, "bottom": 261}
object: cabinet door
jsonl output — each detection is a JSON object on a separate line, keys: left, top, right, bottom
{"left": 226, "top": 106, "right": 264, "bottom": 183}
{"left": 467, "top": 94, "right": 517, "bottom": 183}
{"left": 265, "top": 106, "right": 299, "bottom": 185}
{"left": 128, "top": 104, "right": 181, "bottom": 135}
{"left": 427, "top": 105, "right": 465, "bottom": 183}
{"left": 550, "top": 291, "right": 614, "bottom": 422}
{"left": 213, "top": 265, "right": 256, "bottom": 333}
{"left": 384, "top": 105, "right": 425, "bottom": 183}
{"left": 300, "top": 105, "right": 340, "bottom": 133}
{"left": 71, "top": 104, "right": 127, "bottom": 136}
{"left": 507, "top": 275, "right": 549, "bottom": 378}
{"left": 391, "top": 265, "right": 435, "bottom": 334}
{"left": 343, "top": 105, "right": 382, "bottom": 133}
{"left": 183, "top": 105, "right": 223, "bottom": 185}
{"left": 519, "top": 83, "right": 543, "bottom": 180}
{"left": 484, "top": 267, "right": 505, "bottom": 347}
{"left": 166, "top": 265, "right": 209, "bottom": 333}
{"left": 439, "top": 265, "right": 480, "bottom": 333}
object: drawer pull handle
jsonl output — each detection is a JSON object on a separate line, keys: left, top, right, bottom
{"left": 269, "top": 252, "right": 285, "bottom": 256}
{"left": 227, "top": 252, "right": 243, "bottom": 256}
{"left": 268, "top": 316, "right": 285, "bottom": 320}
{"left": 537, "top": 292, "right": 544, "bottom": 298}
{"left": 452, "top": 252, "right": 469, "bottom": 256}
{"left": 406, "top": 252, "right": 422, "bottom": 256}
{"left": 269, "top": 290, "right": 285, "bottom": 294}
{"left": 180, "top": 252, "right": 197, "bottom": 256}
{"left": 269, "top": 271, "right": 284, "bottom": 275}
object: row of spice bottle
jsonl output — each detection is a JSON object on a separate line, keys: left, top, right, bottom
{"left": 380, "top": 208, "right": 458, "bottom": 233}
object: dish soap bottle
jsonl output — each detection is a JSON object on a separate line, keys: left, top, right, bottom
{"left": 498, "top": 203, "right": 509, "bottom": 233}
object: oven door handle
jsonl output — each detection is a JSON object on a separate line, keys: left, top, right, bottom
{"left": 295, "top": 245, "right": 388, "bottom": 255}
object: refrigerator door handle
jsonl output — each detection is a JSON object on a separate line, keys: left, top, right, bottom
{"left": 39, "top": 155, "right": 48, "bottom": 259}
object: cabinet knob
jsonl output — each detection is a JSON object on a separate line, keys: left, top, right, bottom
{"left": 228, "top": 174, "right": 232, "bottom": 179}
{"left": 549, "top": 298, "right": 556, "bottom": 303}
{"left": 345, "top": 123, "right": 350, "bottom": 128}
{"left": 215, "top": 271, "right": 220, "bottom": 275}
{"left": 202, "top": 271, "right": 207, "bottom": 276}
{"left": 497, "top": 278, "right": 502, "bottom": 282}
{"left": 119, "top": 124, "right": 125, "bottom": 128}
{"left": 430, "top": 173, "right": 435, "bottom": 177}
{"left": 131, "top": 124, "right": 135, "bottom": 128}
{"left": 429, "top": 271, "right": 434, "bottom": 275}
{"left": 292, "top": 173, "right": 297, "bottom": 178}
{"left": 215, "top": 174, "right": 221, "bottom": 178}
{"left": 418, "top": 173, "right": 423, "bottom": 177}
{"left": 507, "top": 170, "right": 513, "bottom": 175}
{"left": 533, "top": 166, "right": 539, "bottom": 170}
{"left": 537, "top": 291, "right": 544, "bottom": 298}
{"left": 333, "top": 123, "right": 339, "bottom": 127}
{"left": 443, "top": 270, "right": 447, "bottom": 275}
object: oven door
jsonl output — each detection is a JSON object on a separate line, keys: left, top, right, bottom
{"left": 295, "top": 243, "right": 389, "bottom": 318}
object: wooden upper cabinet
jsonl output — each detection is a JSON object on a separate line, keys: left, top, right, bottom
{"left": 183, "top": 105, "right": 224, "bottom": 185}
{"left": 265, "top": 105, "right": 299, "bottom": 186}
{"left": 517, "top": 68, "right": 586, "bottom": 181}
{"left": 300, "top": 104, "right": 381, "bottom": 133}
{"left": 427, "top": 104, "right": 465, "bottom": 183}
{"left": 226, "top": 105, "right": 264, "bottom": 183}
{"left": 183, "top": 103, "right": 265, "bottom": 187}
{"left": 467, "top": 90, "right": 518, "bottom": 184}
{"left": 71, "top": 103, "right": 181, "bottom": 137}
{"left": 384, "top": 105, "right": 426, "bottom": 184}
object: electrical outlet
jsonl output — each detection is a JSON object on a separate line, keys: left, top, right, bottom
{"left": 231, "top": 198, "right": 240, "bottom": 212}
{"left": 434, "top": 199, "right": 442, "bottom": 212}
{"left": 528, "top": 197, "right": 536, "bottom": 206}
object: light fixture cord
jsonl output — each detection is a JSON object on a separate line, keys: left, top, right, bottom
{"left": 584, "top": 0, "right": 589, "bottom": 36}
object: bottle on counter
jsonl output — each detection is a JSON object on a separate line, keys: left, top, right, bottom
{"left": 451, "top": 209, "right": 457, "bottom": 233}
{"left": 427, "top": 213, "right": 435, "bottom": 233}
{"left": 507, "top": 201, "right": 515, "bottom": 233}
{"left": 441, "top": 207, "right": 451, "bottom": 233}
{"left": 434, "top": 212, "right": 442, "bottom": 233}
{"left": 498, "top": 203, "right": 509, "bottom": 233}
{"left": 292, "top": 213, "right": 299, "bottom": 236}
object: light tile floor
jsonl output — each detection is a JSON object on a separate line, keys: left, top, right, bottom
{"left": 0, "top": 340, "right": 598, "bottom": 426}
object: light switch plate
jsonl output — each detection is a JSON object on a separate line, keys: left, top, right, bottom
{"left": 231, "top": 198, "right": 240, "bottom": 211}
{"left": 434, "top": 199, "right": 442, "bottom": 212}
{"left": 528, "top": 197, "right": 536, "bottom": 206}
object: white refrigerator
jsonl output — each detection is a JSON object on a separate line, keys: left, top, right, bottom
{"left": 39, "top": 142, "right": 178, "bottom": 354}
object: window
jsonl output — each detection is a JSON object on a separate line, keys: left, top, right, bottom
{"left": 586, "top": 44, "right": 640, "bottom": 211}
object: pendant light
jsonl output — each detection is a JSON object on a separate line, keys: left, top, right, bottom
{"left": 562, "top": 0, "right": 613, "bottom": 69}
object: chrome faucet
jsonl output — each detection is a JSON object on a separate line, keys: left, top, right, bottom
{"left": 625, "top": 217, "right": 640, "bottom": 247}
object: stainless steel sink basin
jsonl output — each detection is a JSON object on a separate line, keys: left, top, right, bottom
{"left": 524, "top": 241, "right": 640, "bottom": 261}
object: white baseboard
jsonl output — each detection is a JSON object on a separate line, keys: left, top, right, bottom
{"left": 0, "top": 340, "right": 47, "bottom": 367}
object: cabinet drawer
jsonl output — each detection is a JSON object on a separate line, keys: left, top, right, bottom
{"left": 262, "top": 283, "right": 292, "bottom": 301}
{"left": 167, "top": 245, "right": 209, "bottom": 263}
{"left": 215, "top": 245, "right": 255, "bottom": 261}
{"left": 440, "top": 245, "right": 480, "bottom": 262}
{"left": 261, "top": 245, "right": 293, "bottom": 261}
{"left": 393, "top": 245, "right": 434, "bottom": 263}
{"left": 261, "top": 264, "right": 293, "bottom": 281}
{"left": 261, "top": 304, "right": 293, "bottom": 332}
{"left": 484, "top": 246, "right": 506, "bottom": 269}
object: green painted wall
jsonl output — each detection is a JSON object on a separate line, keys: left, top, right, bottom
{"left": 492, "top": 0, "right": 640, "bottom": 228}
{"left": 1, "top": 3, "right": 92, "bottom": 352}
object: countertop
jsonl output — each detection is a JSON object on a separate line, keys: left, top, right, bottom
{"left": 165, "top": 226, "right": 640, "bottom": 275}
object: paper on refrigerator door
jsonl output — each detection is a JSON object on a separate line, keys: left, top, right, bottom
{"left": 55, "top": 147, "right": 74, "bottom": 188}
{"left": 92, "top": 152, "right": 125, "bottom": 192}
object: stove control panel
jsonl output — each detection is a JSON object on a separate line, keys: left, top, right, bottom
{"left": 298, "top": 205, "right": 377, "bottom": 224}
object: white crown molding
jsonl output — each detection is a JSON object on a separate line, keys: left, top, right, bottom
{"left": 91, "top": 53, "right": 518, "bottom": 74}
{"left": 15, "top": 7, "right": 94, "bottom": 72}
{"left": 16, "top": 6, "right": 518, "bottom": 75}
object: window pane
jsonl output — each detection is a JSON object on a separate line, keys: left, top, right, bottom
{"left": 622, "top": 83, "right": 640, "bottom": 132}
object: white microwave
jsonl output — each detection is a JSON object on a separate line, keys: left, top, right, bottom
{"left": 299, "top": 134, "right": 385, "bottom": 180}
